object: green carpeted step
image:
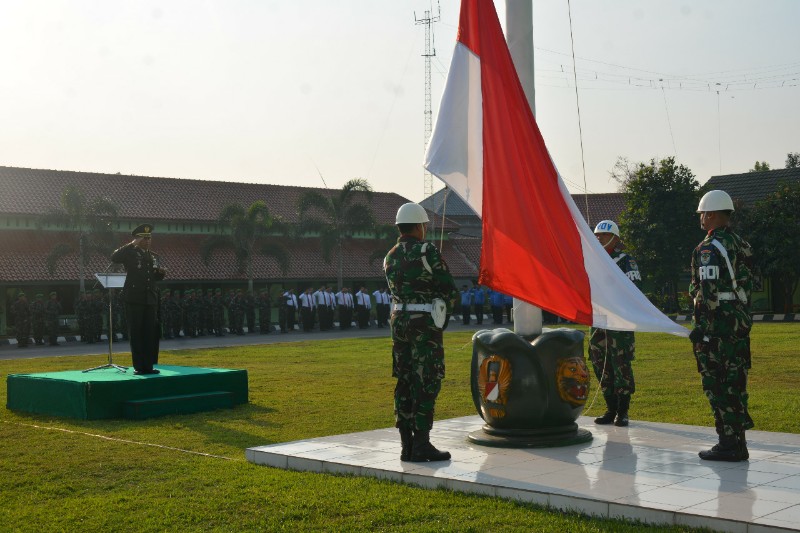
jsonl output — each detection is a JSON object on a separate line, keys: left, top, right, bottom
{"left": 124, "top": 391, "right": 234, "bottom": 420}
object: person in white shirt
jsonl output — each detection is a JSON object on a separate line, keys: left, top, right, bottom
{"left": 299, "top": 288, "right": 315, "bottom": 332}
{"left": 356, "top": 286, "right": 371, "bottom": 329}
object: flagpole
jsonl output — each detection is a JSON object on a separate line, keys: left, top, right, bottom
{"left": 506, "top": 0, "right": 543, "bottom": 336}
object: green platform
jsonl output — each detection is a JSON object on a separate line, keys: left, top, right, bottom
{"left": 6, "top": 365, "right": 248, "bottom": 420}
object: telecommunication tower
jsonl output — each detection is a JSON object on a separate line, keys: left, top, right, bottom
{"left": 415, "top": 3, "right": 440, "bottom": 202}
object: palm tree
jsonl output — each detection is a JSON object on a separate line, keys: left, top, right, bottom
{"left": 369, "top": 223, "right": 400, "bottom": 266}
{"left": 39, "top": 186, "right": 119, "bottom": 293}
{"left": 297, "top": 178, "right": 375, "bottom": 290}
{"left": 201, "top": 201, "right": 289, "bottom": 292}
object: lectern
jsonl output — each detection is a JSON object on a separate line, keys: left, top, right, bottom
{"left": 83, "top": 273, "right": 128, "bottom": 373}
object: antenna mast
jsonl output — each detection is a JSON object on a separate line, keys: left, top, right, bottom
{"left": 415, "top": 3, "right": 440, "bottom": 204}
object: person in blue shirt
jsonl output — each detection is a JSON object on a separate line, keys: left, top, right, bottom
{"left": 460, "top": 285, "right": 473, "bottom": 325}
{"left": 473, "top": 285, "right": 486, "bottom": 324}
{"left": 490, "top": 290, "right": 505, "bottom": 324}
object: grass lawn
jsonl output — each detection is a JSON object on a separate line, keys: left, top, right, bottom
{"left": 1, "top": 323, "right": 797, "bottom": 531}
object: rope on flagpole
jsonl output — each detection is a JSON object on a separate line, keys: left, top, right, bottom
{"left": 566, "top": 0, "right": 591, "bottom": 227}
{"left": 439, "top": 187, "right": 449, "bottom": 250}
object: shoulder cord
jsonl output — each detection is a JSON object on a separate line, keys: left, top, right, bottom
{"left": 710, "top": 239, "right": 747, "bottom": 304}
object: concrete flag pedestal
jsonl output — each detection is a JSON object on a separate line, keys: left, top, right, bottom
{"left": 468, "top": 327, "right": 593, "bottom": 448}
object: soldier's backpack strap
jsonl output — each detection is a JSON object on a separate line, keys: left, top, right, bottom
{"left": 420, "top": 242, "right": 433, "bottom": 274}
{"left": 710, "top": 239, "right": 747, "bottom": 304}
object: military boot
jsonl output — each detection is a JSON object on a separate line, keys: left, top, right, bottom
{"left": 699, "top": 435, "right": 743, "bottom": 462}
{"left": 614, "top": 395, "right": 630, "bottom": 427}
{"left": 409, "top": 430, "right": 451, "bottom": 462}
{"left": 739, "top": 431, "right": 749, "bottom": 460}
{"left": 399, "top": 428, "right": 414, "bottom": 462}
{"left": 594, "top": 394, "right": 618, "bottom": 425}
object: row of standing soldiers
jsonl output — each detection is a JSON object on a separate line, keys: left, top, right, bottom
{"left": 159, "top": 288, "right": 273, "bottom": 338}
{"left": 9, "top": 292, "right": 62, "bottom": 347}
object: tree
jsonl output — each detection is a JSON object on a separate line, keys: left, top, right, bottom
{"left": 39, "top": 186, "right": 118, "bottom": 293}
{"left": 749, "top": 161, "right": 771, "bottom": 172}
{"left": 297, "top": 179, "right": 375, "bottom": 290}
{"left": 738, "top": 182, "right": 800, "bottom": 313}
{"left": 201, "top": 201, "right": 289, "bottom": 292}
{"left": 613, "top": 157, "right": 702, "bottom": 312}
{"left": 786, "top": 152, "right": 800, "bottom": 169}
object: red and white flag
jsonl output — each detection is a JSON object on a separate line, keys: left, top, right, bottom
{"left": 424, "top": 0, "right": 687, "bottom": 336}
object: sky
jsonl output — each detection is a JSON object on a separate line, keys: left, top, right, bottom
{"left": 1, "top": 0, "right": 798, "bottom": 203}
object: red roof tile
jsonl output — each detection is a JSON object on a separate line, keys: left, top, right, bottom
{"left": 0, "top": 165, "right": 411, "bottom": 225}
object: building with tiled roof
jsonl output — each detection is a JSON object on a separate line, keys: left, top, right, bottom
{"left": 705, "top": 167, "right": 800, "bottom": 206}
{"left": 421, "top": 187, "right": 626, "bottom": 236}
{"left": 0, "top": 166, "right": 476, "bottom": 335}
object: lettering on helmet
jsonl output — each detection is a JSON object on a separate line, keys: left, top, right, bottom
{"left": 699, "top": 265, "right": 719, "bottom": 280}
{"left": 597, "top": 222, "right": 614, "bottom": 231}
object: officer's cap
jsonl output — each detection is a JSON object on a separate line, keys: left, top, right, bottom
{"left": 50, "top": 291, "right": 57, "bottom": 297}
{"left": 36, "top": 293, "right": 43, "bottom": 298}
{"left": 131, "top": 224, "right": 153, "bottom": 237}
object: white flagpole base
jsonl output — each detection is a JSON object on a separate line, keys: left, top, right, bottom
{"left": 513, "top": 299, "right": 542, "bottom": 337}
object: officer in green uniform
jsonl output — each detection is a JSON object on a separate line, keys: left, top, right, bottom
{"left": 690, "top": 190, "right": 754, "bottom": 462}
{"left": 111, "top": 224, "right": 166, "bottom": 375}
{"left": 384, "top": 202, "right": 459, "bottom": 462}
{"left": 589, "top": 220, "right": 642, "bottom": 427}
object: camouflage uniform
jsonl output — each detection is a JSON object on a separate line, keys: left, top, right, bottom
{"left": 589, "top": 248, "right": 642, "bottom": 399}
{"left": 384, "top": 235, "right": 458, "bottom": 432}
{"left": 11, "top": 294, "right": 31, "bottom": 347}
{"left": 244, "top": 291, "right": 256, "bottom": 333}
{"left": 45, "top": 292, "right": 62, "bottom": 345}
{"left": 258, "top": 290, "right": 272, "bottom": 334}
{"left": 690, "top": 226, "right": 754, "bottom": 439}
{"left": 160, "top": 289, "right": 173, "bottom": 339}
{"left": 212, "top": 289, "right": 226, "bottom": 336}
{"left": 31, "top": 295, "right": 46, "bottom": 345}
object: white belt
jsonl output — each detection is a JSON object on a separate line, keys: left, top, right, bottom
{"left": 399, "top": 303, "right": 432, "bottom": 312}
{"left": 717, "top": 292, "right": 737, "bottom": 301}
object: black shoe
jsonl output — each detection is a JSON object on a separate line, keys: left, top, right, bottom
{"left": 614, "top": 395, "right": 630, "bottom": 427}
{"left": 739, "top": 431, "right": 749, "bottom": 460}
{"left": 699, "top": 435, "right": 743, "bottom": 461}
{"left": 594, "top": 394, "right": 618, "bottom": 425}
{"left": 409, "top": 430, "right": 451, "bottom": 462}
{"left": 399, "top": 428, "right": 414, "bottom": 461}
{"left": 134, "top": 369, "right": 161, "bottom": 375}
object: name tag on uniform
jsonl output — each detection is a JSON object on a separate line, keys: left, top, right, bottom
{"left": 699, "top": 265, "right": 719, "bottom": 280}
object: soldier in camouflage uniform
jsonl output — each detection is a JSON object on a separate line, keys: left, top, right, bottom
{"left": 31, "top": 293, "right": 46, "bottom": 345}
{"left": 160, "top": 289, "right": 173, "bottom": 339}
{"left": 244, "top": 290, "right": 256, "bottom": 333}
{"left": 384, "top": 203, "right": 458, "bottom": 462}
{"left": 589, "top": 220, "right": 642, "bottom": 427}
{"left": 212, "top": 288, "right": 226, "bottom": 336}
{"left": 11, "top": 292, "right": 31, "bottom": 348}
{"left": 258, "top": 288, "right": 272, "bottom": 334}
{"left": 184, "top": 289, "right": 198, "bottom": 337}
{"left": 92, "top": 289, "right": 105, "bottom": 343}
{"left": 205, "top": 289, "right": 215, "bottom": 335}
{"left": 689, "top": 190, "right": 754, "bottom": 462}
{"left": 114, "top": 289, "right": 128, "bottom": 341}
{"left": 45, "top": 291, "right": 62, "bottom": 346}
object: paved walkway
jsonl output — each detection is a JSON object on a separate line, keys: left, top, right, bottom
{"left": 247, "top": 416, "right": 800, "bottom": 533}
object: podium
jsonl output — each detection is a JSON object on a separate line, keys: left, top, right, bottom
{"left": 83, "top": 273, "right": 128, "bottom": 373}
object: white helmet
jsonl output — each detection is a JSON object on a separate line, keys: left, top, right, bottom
{"left": 395, "top": 202, "right": 429, "bottom": 224}
{"left": 593, "top": 220, "right": 619, "bottom": 237}
{"left": 697, "top": 190, "right": 734, "bottom": 213}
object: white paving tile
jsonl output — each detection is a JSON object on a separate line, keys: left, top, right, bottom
{"left": 245, "top": 416, "right": 800, "bottom": 532}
